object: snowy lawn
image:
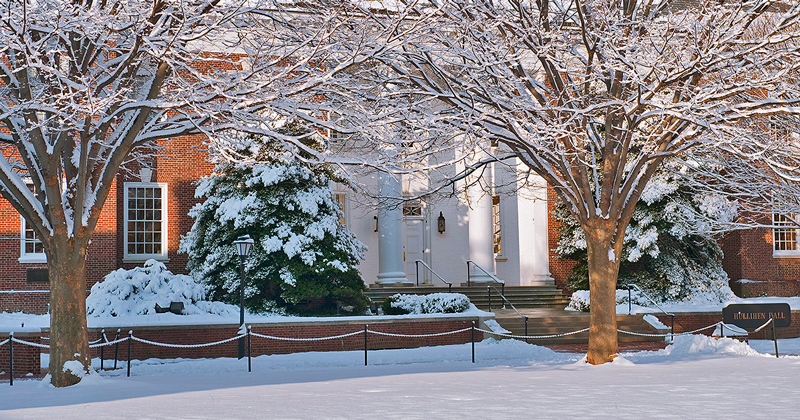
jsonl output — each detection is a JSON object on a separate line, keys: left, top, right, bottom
{"left": 2, "top": 336, "right": 800, "bottom": 419}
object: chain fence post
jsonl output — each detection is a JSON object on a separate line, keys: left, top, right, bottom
{"left": 126, "top": 330, "right": 132, "bottom": 378}
{"left": 364, "top": 325, "right": 368, "bottom": 366}
{"left": 247, "top": 325, "right": 252, "bottom": 373}
{"left": 471, "top": 321, "right": 475, "bottom": 364}
{"left": 524, "top": 316, "right": 529, "bottom": 343}
{"left": 100, "top": 329, "right": 105, "bottom": 371}
{"left": 466, "top": 261, "right": 469, "bottom": 288}
{"left": 113, "top": 329, "right": 120, "bottom": 370}
{"left": 772, "top": 319, "right": 779, "bottom": 358}
{"left": 9, "top": 332, "right": 13, "bottom": 387}
{"left": 670, "top": 315, "right": 674, "bottom": 343}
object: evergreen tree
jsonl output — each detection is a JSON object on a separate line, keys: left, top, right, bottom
{"left": 179, "top": 124, "right": 368, "bottom": 315}
{"left": 555, "top": 168, "right": 737, "bottom": 304}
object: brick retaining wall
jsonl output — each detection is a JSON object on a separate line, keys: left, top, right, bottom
{"left": 0, "top": 332, "right": 41, "bottom": 378}
{"left": 657, "top": 311, "right": 800, "bottom": 340}
{"left": 10, "top": 316, "right": 483, "bottom": 376}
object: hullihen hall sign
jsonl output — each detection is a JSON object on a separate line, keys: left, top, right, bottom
{"left": 722, "top": 303, "right": 791, "bottom": 329}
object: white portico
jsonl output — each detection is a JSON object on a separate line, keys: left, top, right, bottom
{"left": 347, "top": 164, "right": 554, "bottom": 288}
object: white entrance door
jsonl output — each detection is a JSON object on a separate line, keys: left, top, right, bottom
{"left": 402, "top": 201, "right": 428, "bottom": 284}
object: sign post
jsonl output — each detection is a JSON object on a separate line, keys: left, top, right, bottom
{"left": 722, "top": 303, "right": 791, "bottom": 358}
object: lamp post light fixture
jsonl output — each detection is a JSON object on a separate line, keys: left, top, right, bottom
{"left": 437, "top": 212, "right": 446, "bottom": 234}
{"left": 233, "top": 234, "right": 254, "bottom": 359}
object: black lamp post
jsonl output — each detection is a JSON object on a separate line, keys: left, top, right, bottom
{"left": 234, "top": 234, "right": 254, "bottom": 359}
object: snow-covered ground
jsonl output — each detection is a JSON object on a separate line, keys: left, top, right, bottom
{"left": 0, "top": 307, "right": 491, "bottom": 333}
{"left": 2, "top": 336, "right": 800, "bottom": 419}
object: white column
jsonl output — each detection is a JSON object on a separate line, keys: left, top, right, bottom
{"left": 529, "top": 176, "right": 555, "bottom": 286}
{"left": 376, "top": 171, "right": 410, "bottom": 285}
{"left": 468, "top": 166, "right": 495, "bottom": 284}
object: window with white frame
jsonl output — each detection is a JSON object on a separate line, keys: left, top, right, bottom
{"left": 326, "top": 112, "right": 347, "bottom": 142}
{"left": 20, "top": 216, "right": 46, "bottom": 263}
{"left": 332, "top": 192, "right": 348, "bottom": 226}
{"left": 19, "top": 181, "right": 46, "bottom": 263}
{"left": 492, "top": 195, "right": 503, "bottom": 256}
{"left": 402, "top": 200, "right": 423, "bottom": 218}
{"left": 125, "top": 183, "right": 168, "bottom": 260}
{"left": 773, "top": 213, "right": 799, "bottom": 256}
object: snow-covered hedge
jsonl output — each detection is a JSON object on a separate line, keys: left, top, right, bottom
{"left": 87, "top": 260, "right": 239, "bottom": 317}
{"left": 567, "top": 290, "right": 639, "bottom": 312}
{"left": 382, "top": 293, "right": 472, "bottom": 315}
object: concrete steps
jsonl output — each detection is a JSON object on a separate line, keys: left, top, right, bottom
{"left": 366, "top": 285, "right": 571, "bottom": 310}
{"left": 365, "top": 285, "right": 666, "bottom": 346}
{"left": 489, "top": 309, "right": 668, "bottom": 345}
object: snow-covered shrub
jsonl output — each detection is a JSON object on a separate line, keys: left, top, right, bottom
{"left": 567, "top": 290, "right": 649, "bottom": 312}
{"left": 87, "top": 260, "right": 238, "bottom": 317}
{"left": 555, "top": 164, "right": 737, "bottom": 304}
{"left": 382, "top": 293, "right": 472, "bottom": 315}
{"left": 179, "top": 122, "right": 368, "bottom": 315}
{"left": 567, "top": 291, "right": 590, "bottom": 312}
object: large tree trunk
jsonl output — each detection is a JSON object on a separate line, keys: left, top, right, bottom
{"left": 48, "top": 249, "right": 91, "bottom": 387}
{"left": 584, "top": 225, "right": 623, "bottom": 365}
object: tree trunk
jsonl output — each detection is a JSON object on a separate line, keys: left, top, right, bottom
{"left": 48, "top": 250, "right": 91, "bottom": 387}
{"left": 585, "top": 227, "right": 622, "bottom": 365}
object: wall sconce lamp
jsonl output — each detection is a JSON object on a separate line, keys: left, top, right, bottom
{"left": 437, "top": 212, "right": 446, "bottom": 234}
{"left": 373, "top": 215, "right": 379, "bottom": 232}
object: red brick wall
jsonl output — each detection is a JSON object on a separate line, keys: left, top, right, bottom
{"left": 0, "top": 134, "right": 215, "bottom": 313}
{"left": 720, "top": 220, "right": 800, "bottom": 297}
{"left": 117, "top": 135, "right": 214, "bottom": 275}
{"left": 0, "top": 332, "right": 41, "bottom": 378}
{"left": 547, "top": 188, "right": 576, "bottom": 292}
{"left": 39, "top": 318, "right": 476, "bottom": 362}
{"left": 0, "top": 180, "right": 118, "bottom": 314}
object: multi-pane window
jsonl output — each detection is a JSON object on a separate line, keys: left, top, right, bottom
{"left": 492, "top": 195, "right": 502, "bottom": 255}
{"left": 328, "top": 127, "right": 346, "bottom": 142}
{"left": 125, "top": 183, "right": 167, "bottom": 259}
{"left": 332, "top": 192, "right": 348, "bottom": 226}
{"left": 773, "top": 213, "right": 799, "bottom": 254}
{"left": 19, "top": 181, "right": 46, "bottom": 262}
{"left": 20, "top": 217, "right": 46, "bottom": 262}
{"left": 326, "top": 112, "right": 347, "bottom": 142}
{"left": 402, "top": 200, "right": 423, "bottom": 218}
{"left": 23, "top": 221, "right": 44, "bottom": 254}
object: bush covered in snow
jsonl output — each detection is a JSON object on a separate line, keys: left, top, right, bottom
{"left": 567, "top": 290, "right": 650, "bottom": 312}
{"left": 87, "top": 260, "right": 239, "bottom": 317}
{"left": 381, "top": 293, "right": 472, "bottom": 315}
{"left": 556, "top": 165, "right": 736, "bottom": 304}
{"left": 179, "top": 122, "right": 368, "bottom": 316}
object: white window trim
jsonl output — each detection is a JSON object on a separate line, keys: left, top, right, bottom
{"left": 19, "top": 178, "right": 46, "bottom": 263}
{"left": 772, "top": 213, "right": 800, "bottom": 258}
{"left": 402, "top": 199, "right": 425, "bottom": 220}
{"left": 325, "top": 111, "right": 347, "bottom": 142}
{"left": 123, "top": 182, "right": 169, "bottom": 263}
{"left": 493, "top": 195, "right": 506, "bottom": 261}
{"left": 773, "top": 250, "right": 800, "bottom": 258}
{"left": 332, "top": 191, "right": 349, "bottom": 228}
{"left": 19, "top": 215, "right": 46, "bottom": 263}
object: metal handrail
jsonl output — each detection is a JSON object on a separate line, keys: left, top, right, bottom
{"left": 415, "top": 260, "right": 453, "bottom": 292}
{"left": 625, "top": 284, "right": 675, "bottom": 342}
{"left": 487, "top": 285, "right": 529, "bottom": 342}
{"left": 466, "top": 260, "right": 504, "bottom": 292}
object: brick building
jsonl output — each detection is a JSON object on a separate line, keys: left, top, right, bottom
{"left": 0, "top": 132, "right": 798, "bottom": 314}
{"left": 0, "top": 134, "right": 213, "bottom": 314}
